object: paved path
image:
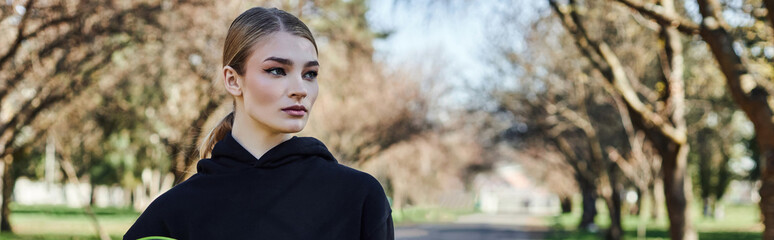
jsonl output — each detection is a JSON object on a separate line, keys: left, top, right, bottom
{"left": 396, "top": 213, "right": 550, "bottom": 240}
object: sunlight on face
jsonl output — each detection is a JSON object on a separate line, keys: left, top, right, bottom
{"left": 239, "top": 31, "right": 319, "bottom": 134}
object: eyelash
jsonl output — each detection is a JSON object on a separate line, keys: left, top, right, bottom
{"left": 264, "top": 68, "right": 318, "bottom": 81}
{"left": 303, "top": 71, "right": 318, "bottom": 80}
{"left": 265, "top": 68, "right": 286, "bottom": 76}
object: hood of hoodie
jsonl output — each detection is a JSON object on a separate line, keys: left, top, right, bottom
{"left": 196, "top": 132, "right": 337, "bottom": 174}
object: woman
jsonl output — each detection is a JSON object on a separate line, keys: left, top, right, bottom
{"left": 124, "top": 7, "right": 394, "bottom": 240}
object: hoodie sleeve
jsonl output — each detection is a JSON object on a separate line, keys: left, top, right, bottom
{"left": 123, "top": 197, "right": 172, "bottom": 240}
{"left": 360, "top": 175, "right": 394, "bottom": 240}
{"left": 363, "top": 214, "right": 394, "bottom": 240}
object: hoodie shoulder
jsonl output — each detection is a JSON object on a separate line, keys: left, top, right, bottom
{"left": 309, "top": 158, "right": 385, "bottom": 192}
{"left": 124, "top": 174, "right": 205, "bottom": 239}
{"left": 319, "top": 165, "right": 393, "bottom": 239}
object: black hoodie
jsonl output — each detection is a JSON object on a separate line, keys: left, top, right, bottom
{"left": 124, "top": 133, "right": 394, "bottom": 240}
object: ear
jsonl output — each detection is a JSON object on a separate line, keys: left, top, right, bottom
{"left": 223, "top": 66, "right": 242, "bottom": 96}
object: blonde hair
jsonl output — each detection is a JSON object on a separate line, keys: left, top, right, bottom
{"left": 199, "top": 7, "right": 317, "bottom": 159}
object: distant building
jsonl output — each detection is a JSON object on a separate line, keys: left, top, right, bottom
{"left": 474, "top": 163, "right": 559, "bottom": 215}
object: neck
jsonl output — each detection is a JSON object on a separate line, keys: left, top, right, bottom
{"left": 231, "top": 111, "right": 291, "bottom": 160}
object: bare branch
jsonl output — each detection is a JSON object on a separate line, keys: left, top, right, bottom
{"left": 613, "top": 0, "right": 700, "bottom": 35}
{"left": 765, "top": 0, "right": 774, "bottom": 33}
{"left": 550, "top": 0, "right": 687, "bottom": 144}
{"left": 0, "top": 0, "right": 36, "bottom": 70}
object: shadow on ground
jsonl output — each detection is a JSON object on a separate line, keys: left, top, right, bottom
{"left": 397, "top": 223, "right": 548, "bottom": 240}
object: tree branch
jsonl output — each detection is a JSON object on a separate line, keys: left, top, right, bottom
{"left": 550, "top": 0, "right": 687, "bottom": 144}
{"left": 613, "top": 0, "right": 700, "bottom": 35}
{"left": 0, "top": 0, "right": 35, "bottom": 70}
{"left": 765, "top": 0, "right": 774, "bottom": 33}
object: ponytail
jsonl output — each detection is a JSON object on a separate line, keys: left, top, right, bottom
{"left": 199, "top": 111, "right": 235, "bottom": 159}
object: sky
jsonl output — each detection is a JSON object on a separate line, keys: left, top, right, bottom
{"left": 366, "top": 0, "right": 490, "bottom": 79}
{"left": 364, "top": 0, "right": 547, "bottom": 110}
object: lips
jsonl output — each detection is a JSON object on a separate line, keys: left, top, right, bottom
{"left": 282, "top": 105, "right": 307, "bottom": 117}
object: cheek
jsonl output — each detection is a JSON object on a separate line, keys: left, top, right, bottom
{"left": 246, "top": 77, "right": 283, "bottom": 107}
{"left": 307, "top": 83, "right": 320, "bottom": 105}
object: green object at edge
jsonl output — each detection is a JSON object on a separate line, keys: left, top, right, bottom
{"left": 137, "top": 237, "right": 176, "bottom": 240}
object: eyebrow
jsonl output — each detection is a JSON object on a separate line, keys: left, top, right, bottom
{"left": 305, "top": 61, "right": 319, "bottom": 68}
{"left": 264, "top": 57, "right": 319, "bottom": 68}
{"left": 264, "top": 57, "right": 292, "bottom": 65}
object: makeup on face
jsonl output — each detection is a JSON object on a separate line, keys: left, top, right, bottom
{"left": 236, "top": 32, "right": 320, "bottom": 134}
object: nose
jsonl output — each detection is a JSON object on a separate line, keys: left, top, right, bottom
{"left": 288, "top": 76, "right": 307, "bottom": 101}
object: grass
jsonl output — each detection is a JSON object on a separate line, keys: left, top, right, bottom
{"left": 546, "top": 201, "right": 762, "bottom": 240}
{"left": 391, "top": 206, "right": 478, "bottom": 225}
{"left": 1, "top": 201, "right": 762, "bottom": 239}
{"left": 2, "top": 203, "right": 477, "bottom": 239}
{"left": 1, "top": 204, "right": 139, "bottom": 240}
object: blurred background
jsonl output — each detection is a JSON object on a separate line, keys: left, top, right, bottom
{"left": 0, "top": 0, "right": 772, "bottom": 239}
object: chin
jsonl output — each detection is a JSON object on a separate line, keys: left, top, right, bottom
{"left": 280, "top": 126, "right": 304, "bottom": 133}
{"left": 276, "top": 121, "right": 307, "bottom": 133}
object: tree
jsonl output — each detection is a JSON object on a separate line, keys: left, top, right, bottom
{"left": 548, "top": 0, "right": 697, "bottom": 239}
{"left": 496, "top": 66, "right": 630, "bottom": 239}
{"left": 0, "top": 0, "right": 165, "bottom": 232}
{"left": 488, "top": 12, "right": 638, "bottom": 236}
{"left": 607, "top": 0, "right": 774, "bottom": 238}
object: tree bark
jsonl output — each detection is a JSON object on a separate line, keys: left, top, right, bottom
{"left": 554, "top": 135, "right": 601, "bottom": 231}
{"left": 637, "top": 187, "right": 651, "bottom": 240}
{"left": 549, "top": 0, "right": 695, "bottom": 238}
{"left": 652, "top": 178, "right": 666, "bottom": 222}
{"left": 561, "top": 195, "right": 573, "bottom": 214}
{"left": 764, "top": 0, "right": 774, "bottom": 31}
{"left": 578, "top": 176, "right": 598, "bottom": 230}
{"left": 633, "top": 187, "right": 642, "bottom": 216}
{"left": 0, "top": 154, "right": 14, "bottom": 232}
{"left": 90, "top": 183, "right": 97, "bottom": 207}
{"left": 657, "top": 1, "right": 696, "bottom": 234}
{"left": 657, "top": 141, "right": 696, "bottom": 240}
{"left": 692, "top": 0, "right": 774, "bottom": 237}
{"left": 602, "top": 169, "right": 623, "bottom": 240}
{"left": 701, "top": 197, "right": 713, "bottom": 218}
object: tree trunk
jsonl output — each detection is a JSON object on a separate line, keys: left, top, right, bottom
{"left": 688, "top": 0, "right": 774, "bottom": 238}
{"left": 637, "top": 187, "right": 651, "bottom": 240}
{"left": 561, "top": 195, "right": 573, "bottom": 214}
{"left": 659, "top": 142, "right": 697, "bottom": 240}
{"left": 605, "top": 191, "right": 623, "bottom": 240}
{"left": 90, "top": 183, "right": 97, "bottom": 207}
{"left": 652, "top": 178, "right": 666, "bottom": 222}
{"left": 761, "top": 147, "right": 774, "bottom": 239}
{"left": 0, "top": 154, "right": 14, "bottom": 232}
{"left": 633, "top": 187, "right": 642, "bottom": 216}
{"left": 702, "top": 197, "right": 711, "bottom": 218}
{"left": 578, "top": 177, "right": 598, "bottom": 230}
{"left": 655, "top": 1, "right": 695, "bottom": 238}
{"left": 548, "top": 1, "right": 692, "bottom": 238}
{"left": 60, "top": 155, "right": 110, "bottom": 240}
{"left": 603, "top": 172, "right": 623, "bottom": 240}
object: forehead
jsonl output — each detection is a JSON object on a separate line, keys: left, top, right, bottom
{"left": 248, "top": 31, "right": 317, "bottom": 63}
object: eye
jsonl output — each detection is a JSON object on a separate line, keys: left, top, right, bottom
{"left": 264, "top": 68, "right": 286, "bottom": 76}
{"left": 303, "top": 71, "right": 318, "bottom": 81}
